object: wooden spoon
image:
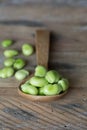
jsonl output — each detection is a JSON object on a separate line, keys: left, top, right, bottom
{"left": 18, "top": 29, "right": 67, "bottom": 102}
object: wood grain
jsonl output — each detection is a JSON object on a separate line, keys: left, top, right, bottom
{"left": 0, "top": 0, "right": 87, "bottom": 6}
{"left": 0, "top": 4, "right": 87, "bottom": 130}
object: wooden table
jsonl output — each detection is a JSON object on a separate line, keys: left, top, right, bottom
{"left": 0, "top": 1, "right": 87, "bottom": 130}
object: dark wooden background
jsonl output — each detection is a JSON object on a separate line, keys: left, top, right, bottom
{"left": 0, "top": 0, "right": 87, "bottom": 130}
{"left": 1, "top": 0, "right": 87, "bottom": 6}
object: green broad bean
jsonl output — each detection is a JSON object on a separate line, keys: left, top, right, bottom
{"left": 21, "top": 83, "right": 38, "bottom": 95}
{"left": 15, "top": 69, "right": 29, "bottom": 81}
{"left": 0, "top": 69, "right": 2, "bottom": 78}
{"left": 0, "top": 67, "right": 14, "bottom": 78}
{"left": 1, "top": 39, "right": 13, "bottom": 48}
{"left": 0, "top": 68, "right": 6, "bottom": 78}
{"left": 45, "top": 70, "right": 61, "bottom": 83}
{"left": 29, "top": 76, "right": 48, "bottom": 87}
{"left": 13, "top": 58, "right": 26, "bottom": 70}
{"left": 22, "top": 43, "right": 34, "bottom": 56}
{"left": 4, "top": 50, "right": 18, "bottom": 58}
{"left": 35, "top": 65, "right": 47, "bottom": 77}
{"left": 25, "top": 80, "right": 30, "bottom": 84}
{"left": 39, "top": 87, "right": 45, "bottom": 95}
{"left": 4, "top": 58, "right": 15, "bottom": 67}
{"left": 43, "top": 84, "right": 62, "bottom": 96}
{"left": 58, "top": 78, "right": 69, "bottom": 91}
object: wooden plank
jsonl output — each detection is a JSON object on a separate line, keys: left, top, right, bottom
{"left": 0, "top": 37, "right": 87, "bottom": 88}
{"left": 0, "top": 87, "right": 87, "bottom": 130}
{"left": 0, "top": 67, "right": 87, "bottom": 88}
{"left": 0, "top": 87, "right": 87, "bottom": 102}
{"left": 0, "top": 0, "right": 87, "bottom": 7}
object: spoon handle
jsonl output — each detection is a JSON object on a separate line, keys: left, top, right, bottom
{"left": 35, "top": 29, "right": 50, "bottom": 69}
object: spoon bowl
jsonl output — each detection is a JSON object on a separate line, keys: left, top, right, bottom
{"left": 18, "top": 29, "right": 68, "bottom": 102}
{"left": 18, "top": 85, "right": 67, "bottom": 102}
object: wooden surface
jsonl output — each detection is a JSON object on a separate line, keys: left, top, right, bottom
{"left": 1, "top": 0, "right": 87, "bottom": 6}
{"left": 0, "top": 2, "right": 87, "bottom": 130}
